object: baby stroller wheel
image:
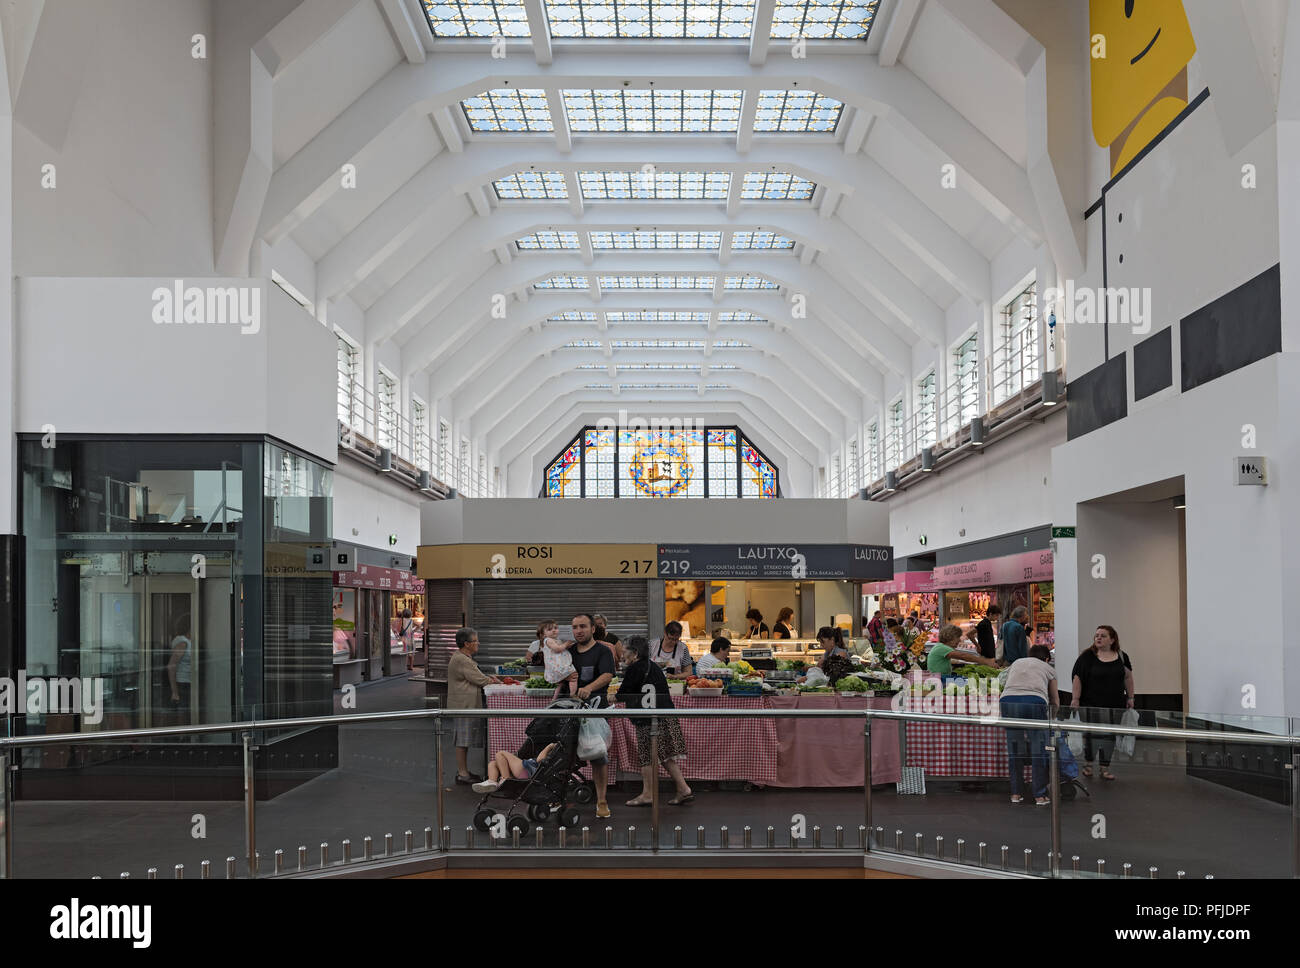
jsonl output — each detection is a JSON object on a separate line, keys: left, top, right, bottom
{"left": 472, "top": 808, "right": 495, "bottom": 832}
{"left": 559, "top": 807, "right": 581, "bottom": 828}
{"left": 1060, "top": 782, "right": 1077, "bottom": 801}
{"left": 507, "top": 816, "right": 530, "bottom": 836}
{"left": 527, "top": 803, "right": 551, "bottom": 823}
{"left": 568, "top": 780, "right": 596, "bottom": 804}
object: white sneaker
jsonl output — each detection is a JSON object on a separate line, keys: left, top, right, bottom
{"left": 472, "top": 779, "right": 499, "bottom": 794}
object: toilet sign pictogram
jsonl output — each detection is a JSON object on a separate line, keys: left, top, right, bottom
{"left": 1235, "top": 457, "right": 1267, "bottom": 486}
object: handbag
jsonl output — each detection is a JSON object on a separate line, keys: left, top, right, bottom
{"left": 1063, "top": 711, "right": 1085, "bottom": 757}
{"left": 1114, "top": 707, "right": 1139, "bottom": 758}
{"left": 577, "top": 714, "right": 610, "bottom": 761}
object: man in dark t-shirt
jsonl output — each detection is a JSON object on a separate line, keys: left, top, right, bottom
{"left": 568, "top": 613, "right": 614, "bottom": 819}
{"left": 976, "top": 604, "right": 1002, "bottom": 660}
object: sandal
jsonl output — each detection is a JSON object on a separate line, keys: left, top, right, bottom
{"left": 669, "top": 793, "right": 696, "bottom": 806}
{"left": 1009, "top": 795, "right": 1024, "bottom": 804}
{"left": 625, "top": 797, "right": 653, "bottom": 807}
{"left": 1102, "top": 771, "right": 1117, "bottom": 781}
{"left": 1081, "top": 766, "right": 1093, "bottom": 777}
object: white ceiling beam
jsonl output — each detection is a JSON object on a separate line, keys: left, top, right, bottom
{"left": 718, "top": 230, "right": 733, "bottom": 265}
{"left": 819, "top": 186, "right": 841, "bottom": 219}
{"left": 494, "top": 243, "right": 512, "bottom": 264}
{"left": 1182, "top": 0, "right": 1278, "bottom": 156}
{"left": 522, "top": 0, "right": 553, "bottom": 66}
{"left": 546, "top": 88, "right": 572, "bottom": 152}
{"left": 842, "top": 108, "right": 872, "bottom": 154}
{"left": 749, "top": 0, "right": 776, "bottom": 66}
{"left": 726, "top": 171, "right": 743, "bottom": 216}
{"left": 878, "top": 0, "right": 924, "bottom": 67}
{"left": 578, "top": 231, "right": 594, "bottom": 266}
{"left": 563, "top": 171, "right": 583, "bottom": 217}
{"left": 258, "top": 50, "right": 1042, "bottom": 245}
{"left": 376, "top": 0, "right": 427, "bottom": 64}
{"left": 736, "top": 89, "right": 758, "bottom": 154}
{"left": 432, "top": 105, "right": 463, "bottom": 152}
{"left": 251, "top": 0, "right": 360, "bottom": 77}
{"left": 467, "top": 184, "right": 491, "bottom": 216}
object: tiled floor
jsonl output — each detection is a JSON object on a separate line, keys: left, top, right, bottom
{"left": 10, "top": 678, "right": 1292, "bottom": 879}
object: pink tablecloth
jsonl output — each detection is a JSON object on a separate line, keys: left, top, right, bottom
{"left": 769, "top": 695, "right": 901, "bottom": 787}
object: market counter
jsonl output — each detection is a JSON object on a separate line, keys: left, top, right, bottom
{"left": 769, "top": 695, "right": 901, "bottom": 787}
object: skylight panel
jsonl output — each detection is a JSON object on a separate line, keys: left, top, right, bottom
{"left": 705, "top": 383, "right": 731, "bottom": 389}
{"left": 617, "top": 363, "right": 699, "bottom": 371}
{"left": 741, "top": 171, "right": 815, "bottom": 200}
{"left": 563, "top": 339, "right": 604, "bottom": 347}
{"left": 584, "top": 383, "right": 612, "bottom": 389}
{"left": 717, "top": 310, "right": 766, "bottom": 322}
{"left": 516, "top": 230, "right": 581, "bottom": 250}
{"left": 606, "top": 311, "right": 712, "bottom": 322}
{"left": 620, "top": 383, "right": 697, "bottom": 390}
{"left": 610, "top": 339, "right": 706, "bottom": 348}
{"left": 577, "top": 363, "right": 608, "bottom": 369}
{"left": 707, "top": 362, "right": 740, "bottom": 369}
{"left": 534, "top": 275, "right": 590, "bottom": 289}
{"left": 495, "top": 171, "right": 569, "bottom": 199}
{"left": 598, "top": 275, "right": 715, "bottom": 289}
{"left": 579, "top": 171, "right": 730, "bottom": 200}
{"left": 731, "top": 230, "right": 796, "bottom": 250}
{"left": 589, "top": 231, "right": 721, "bottom": 250}
{"left": 462, "top": 89, "right": 553, "bottom": 132}
{"left": 724, "top": 275, "right": 780, "bottom": 290}
{"left": 754, "top": 90, "right": 843, "bottom": 133}
{"left": 564, "top": 89, "right": 743, "bottom": 133}
{"left": 770, "top": 0, "right": 881, "bottom": 40}
{"left": 548, "top": 310, "right": 598, "bottom": 321}
{"left": 545, "top": 0, "right": 757, "bottom": 38}
{"left": 711, "top": 338, "right": 752, "bottom": 347}
{"left": 422, "top": 0, "right": 531, "bottom": 37}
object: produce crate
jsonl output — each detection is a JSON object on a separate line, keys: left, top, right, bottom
{"left": 726, "top": 682, "right": 764, "bottom": 696}
{"left": 688, "top": 687, "right": 723, "bottom": 697}
{"left": 525, "top": 688, "right": 556, "bottom": 699}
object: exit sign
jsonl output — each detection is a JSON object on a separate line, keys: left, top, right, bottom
{"left": 1051, "top": 526, "right": 1076, "bottom": 539}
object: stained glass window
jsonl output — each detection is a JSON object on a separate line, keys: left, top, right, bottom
{"left": 547, "top": 310, "right": 598, "bottom": 321}
{"left": 770, "top": 0, "right": 881, "bottom": 40}
{"left": 422, "top": 0, "right": 531, "bottom": 37}
{"left": 723, "top": 275, "right": 780, "bottom": 289}
{"left": 753, "top": 90, "right": 844, "bottom": 133}
{"left": 605, "top": 311, "right": 712, "bottom": 323}
{"left": 598, "top": 275, "right": 714, "bottom": 289}
{"left": 545, "top": 435, "right": 582, "bottom": 497}
{"left": 515, "top": 230, "right": 581, "bottom": 250}
{"left": 545, "top": 0, "right": 757, "bottom": 38}
{"left": 620, "top": 428, "right": 705, "bottom": 498}
{"left": 731, "top": 230, "right": 796, "bottom": 249}
{"left": 564, "top": 89, "right": 743, "bottom": 132}
{"left": 740, "top": 434, "right": 778, "bottom": 497}
{"left": 741, "top": 171, "right": 816, "bottom": 200}
{"left": 494, "top": 171, "right": 568, "bottom": 199}
{"left": 716, "top": 310, "right": 766, "bottom": 323}
{"left": 583, "top": 428, "right": 616, "bottom": 496}
{"left": 708, "top": 427, "right": 739, "bottom": 498}
{"left": 590, "top": 230, "right": 722, "bottom": 250}
{"left": 534, "top": 275, "right": 590, "bottom": 289}
{"left": 462, "top": 89, "right": 553, "bottom": 132}
{"left": 579, "top": 170, "right": 730, "bottom": 200}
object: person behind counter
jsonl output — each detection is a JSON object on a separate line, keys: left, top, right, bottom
{"left": 650, "top": 621, "right": 694, "bottom": 676}
{"left": 773, "top": 607, "right": 796, "bottom": 639}
{"left": 926, "top": 624, "right": 997, "bottom": 675}
{"left": 975, "top": 604, "right": 1002, "bottom": 661}
{"left": 1000, "top": 606, "right": 1031, "bottom": 666}
{"left": 866, "top": 611, "right": 884, "bottom": 647}
{"left": 448, "top": 627, "right": 501, "bottom": 784}
{"left": 695, "top": 636, "right": 732, "bottom": 673}
{"left": 745, "top": 608, "right": 769, "bottom": 639}
{"left": 816, "top": 626, "right": 849, "bottom": 670}
{"left": 593, "top": 613, "right": 623, "bottom": 667}
{"left": 617, "top": 636, "right": 694, "bottom": 807}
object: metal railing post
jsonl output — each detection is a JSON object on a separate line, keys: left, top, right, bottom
{"left": 0, "top": 751, "right": 11, "bottom": 879}
{"left": 1048, "top": 742, "right": 1061, "bottom": 877}
{"left": 650, "top": 714, "right": 660, "bottom": 854}
{"left": 1292, "top": 751, "right": 1300, "bottom": 879}
{"left": 241, "top": 731, "right": 256, "bottom": 879}
{"left": 863, "top": 716, "right": 872, "bottom": 853}
{"left": 434, "top": 713, "right": 446, "bottom": 851}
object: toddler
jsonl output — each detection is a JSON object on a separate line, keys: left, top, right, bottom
{"left": 542, "top": 635, "right": 579, "bottom": 695}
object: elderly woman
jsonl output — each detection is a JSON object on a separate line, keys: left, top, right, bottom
{"left": 447, "top": 627, "right": 500, "bottom": 784}
{"left": 616, "top": 636, "right": 694, "bottom": 807}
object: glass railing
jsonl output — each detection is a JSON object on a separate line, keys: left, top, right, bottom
{"left": 2, "top": 701, "right": 1295, "bottom": 878}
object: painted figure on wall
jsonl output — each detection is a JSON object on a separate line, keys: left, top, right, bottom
{"left": 1090, "top": 0, "right": 1198, "bottom": 177}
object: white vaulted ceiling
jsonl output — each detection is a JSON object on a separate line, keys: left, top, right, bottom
{"left": 243, "top": 0, "right": 1072, "bottom": 493}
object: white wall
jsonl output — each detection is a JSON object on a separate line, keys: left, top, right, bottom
{"left": 17, "top": 277, "right": 337, "bottom": 463}
{"left": 332, "top": 459, "right": 424, "bottom": 557}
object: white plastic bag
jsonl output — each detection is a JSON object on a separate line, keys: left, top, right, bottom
{"left": 1114, "top": 707, "right": 1139, "bottom": 758}
{"left": 1064, "top": 711, "right": 1085, "bottom": 757}
{"left": 577, "top": 716, "right": 610, "bottom": 761}
{"left": 802, "top": 667, "right": 829, "bottom": 688}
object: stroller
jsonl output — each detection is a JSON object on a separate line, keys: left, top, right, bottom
{"left": 1055, "top": 727, "right": 1091, "bottom": 801}
{"left": 471, "top": 698, "right": 599, "bottom": 835}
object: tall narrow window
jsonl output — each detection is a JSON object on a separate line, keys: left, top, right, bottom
{"left": 377, "top": 371, "right": 398, "bottom": 449}
{"left": 887, "top": 399, "right": 904, "bottom": 469}
{"left": 478, "top": 454, "right": 487, "bottom": 496}
{"left": 438, "top": 420, "right": 451, "bottom": 481}
{"left": 411, "top": 399, "right": 429, "bottom": 470}
{"left": 950, "top": 332, "right": 979, "bottom": 435}
{"left": 459, "top": 438, "right": 470, "bottom": 491}
{"left": 916, "top": 370, "right": 937, "bottom": 450}
{"left": 995, "top": 280, "right": 1039, "bottom": 404}
{"left": 847, "top": 439, "right": 859, "bottom": 491}
{"left": 830, "top": 454, "right": 842, "bottom": 497}
{"left": 866, "top": 420, "right": 881, "bottom": 483}
{"left": 337, "top": 336, "right": 361, "bottom": 430}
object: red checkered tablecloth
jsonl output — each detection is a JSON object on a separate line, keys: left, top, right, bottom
{"left": 903, "top": 696, "right": 1009, "bottom": 777}
{"left": 485, "top": 695, "right": 777, "bottom": 785}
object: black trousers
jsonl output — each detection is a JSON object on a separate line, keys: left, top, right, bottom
{"left": 1080, "top": 704, "right": 1124, "bottom": 767}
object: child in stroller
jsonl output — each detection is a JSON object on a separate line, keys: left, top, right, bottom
{"left": 470, "top": 698, "right": 599, "bottom": 833}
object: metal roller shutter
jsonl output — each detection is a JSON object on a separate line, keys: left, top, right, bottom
{"left": 471, "top": 579, "right": 649, "bottom": 670}
{"left": 424, "top": 579, "right": 466, "bottom": 682}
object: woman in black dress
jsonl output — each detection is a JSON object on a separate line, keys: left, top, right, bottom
{"left": 616, "top": 636, "right": 694, "bottom": 807}
{"left": 773, "top": 606, "right": 796, "bottom": 639}
{"left": 1069, "top": 624, "right": 1135, "bottom": 781}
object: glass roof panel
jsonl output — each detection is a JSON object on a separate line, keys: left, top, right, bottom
{"left": 563, "top": 338, "right": 604, "bottom": 347}
{"left": 711, "top": 338, "right": 752, "bottom": 346}
{"left": 610, "top": 339, "right": 706, "bottom": 348}
{"left": 422, "top": 0, "right": 532, "bottom": 37}
{"left": 547, "top": 310, "right": 598, "bottom": 320}
{"left": 598, "top": 275, "right": 715, "bottom": 289}
{"left": 741, "top": 171, "right": 815, "bottom": 200}
{"left": 462, "top": 89, "right": 553, "bottom": 132}
{"left": 731, "top": 230, "right": 796, "bottom": 250}
{"left": 534, "top": 275, "right": 590, "bottom": 289}
{"left": 579, "top": 170, "right": 731, "bottom": 200}
{"left": 753, "top": 90, "right": 843, "bottom": 133}
{"left": 723, "top": 275, "right": 780, "bottom": 289}
{"left": 564, "top": 89, "right": 743, "bottom": 133}
{"left": 706, "top": 362, "right": 739, "bottom": 369}
{"left": 494, "top": 171, "right": 569, "bottom": 199}
{"left": 606, "top": 311, "right": 712, "bottom": 322}
{"left": 616, "top": 363, "right": 699, "bottom": 370}
{"left": 584, "top": 383, "right": 612, "bottom": 389}
{"left": 619, "top": 383, "right": 697, "bottom": 390}
{"left": 516, "top": 230, "right": 581, "bottom": 250}
{"left": 717, "top": 310, "right": 766, "bottom": 322}
{"left": 589, "top": 230, "right": 722, "bottom": 250}
{"left": 705, "top": 383, "right": 731, "bottom": 389}
{"left": 546, "top": 0, "right": 757, "bottom": 38}
{"left": 770, "top": 0, "right": 881, "bottom": 40}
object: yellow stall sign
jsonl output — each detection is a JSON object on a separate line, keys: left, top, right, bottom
{"left": 418, "top": 544, "right": 658, "bottom": 580}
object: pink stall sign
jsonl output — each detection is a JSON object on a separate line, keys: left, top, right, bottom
{"left": 930, "top": 549, "right": 1054, "bottom": 590}
{"left": 334, "top": 564, "right": 424, "bottom": 594}
{"left": 863, "top": 570, "right": 941, "bottom": 595}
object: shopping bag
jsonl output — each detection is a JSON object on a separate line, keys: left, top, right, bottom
{"left": 1114, "top": 707, "right": 1139, "bottom": 758}
{"left": 577, "top": 716, "right": 610, "bottom": 761}
{"left": 1064, "top": 711, "right": 1085, "bottom": 757}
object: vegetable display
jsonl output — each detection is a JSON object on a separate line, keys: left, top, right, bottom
{"left": 836, "top": 676, "right": 869, "bottom": 692}
{"left": 524, "top": 676, "right": 551, "bottom": 690}
{"left": 727, "top": 660, "right": 757, "bottom": 677}
{"left": 502, "top": 658, "right": 529, "bottom": 672}
{"left": 778, "top": 659, "right": 808, "bottom": 673}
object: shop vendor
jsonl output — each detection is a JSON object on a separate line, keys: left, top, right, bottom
{"left": 926, "top": 624, "right": 998, "bottom": 675}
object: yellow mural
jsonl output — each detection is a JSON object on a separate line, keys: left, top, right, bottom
{"left": 1090, "top": 0, "right": 1197, "bottom": 177}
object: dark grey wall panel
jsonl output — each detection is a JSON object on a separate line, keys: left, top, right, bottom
{"left": 934, "top": 526, "right": 1052, "bottom": 566}
{"left": 1067, "top": 355, "right": 1128, "bottom": 441}
{"left": 1180, "top": 263, "right": 1281, "bottom": 392}
{"left": 1133, "top": 327, "right": 1172, "bottom": 401}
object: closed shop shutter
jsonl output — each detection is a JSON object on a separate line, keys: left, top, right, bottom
{"left": 424, "top": 580, "right": 465, "bottom": 682}
{"left": 471, "top": 580, "right": 649, "bottom": 670}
